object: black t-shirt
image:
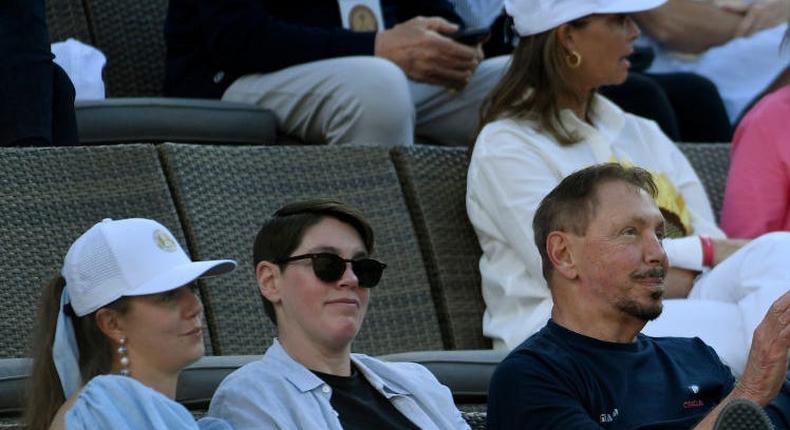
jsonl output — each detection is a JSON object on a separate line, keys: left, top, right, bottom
{"left": 311, "top": 366, "right": 420, "bottom": 430}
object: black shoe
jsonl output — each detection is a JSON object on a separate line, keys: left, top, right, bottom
{"left": 713, "top": 399, "right": 774, "bottom": 430}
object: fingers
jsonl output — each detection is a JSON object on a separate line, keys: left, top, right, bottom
{"left": 720, "top": 4, "right": 749, "bottom": 14}
{"left": 733, "top": 2, "right": 787, "bottom": 39}
{"left": 419, "top": 16, "right": 460, "bottom": 35}
{"left": 420, "top": 39, "right": 480, "bottom": 88}
{"left": 734, "top": 8, "right": 757, "bottom": 38}
{"left": 771, "top": 290, "right": 790, "bottom": 315}
{"left": 738, "top": 293, "right": 790, "bottom": 405}
{"left": 380, "top": 16, "right": 479, "bottom": 89}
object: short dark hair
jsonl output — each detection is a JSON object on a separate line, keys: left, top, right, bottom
{"left": 252, "top": 198, "right": 375, "bottom": 324}
{"left": 532, "top": 163, "right": 658, "bottom": 284}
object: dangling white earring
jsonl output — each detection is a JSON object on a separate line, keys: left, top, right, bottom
{"left": 117, "top": 337, "right": 130, "bottom": 376}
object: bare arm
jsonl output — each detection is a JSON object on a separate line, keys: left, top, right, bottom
{"left": 664, "top": 267, "right": 697, "bottom": 298}
{"left": 724, "top": 0, "right": 790, "bottom": 38}
{"left": 374, "top": 16, "right": 482, "bottom": 89}
{"left": 712, "top": 238, "right": 750, "bottom": 266}
{"left": 633, "top": 0, "right": 743, "bottom": 54}
{"left": 692, "top": 291, "right": 790, "bottom": 429}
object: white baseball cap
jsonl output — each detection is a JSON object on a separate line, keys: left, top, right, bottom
{"left": 505, "top": 0, "right": 667, "bottom": 37}
{"left": 62, "top": 218, "right": 236, "bottom": 316}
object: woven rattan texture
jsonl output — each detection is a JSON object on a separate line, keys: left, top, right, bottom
{"left": 677, "top": 143, "right": 730, "bottom": 223}
{"left": 88, "top": 0, "right": 168, "bottom": 97}
{"left": 0, "top": 144, "right": 211, "bottom": 357}
{"left": 45, "top": 0, "right": 92, "bottom": 44}
{"left": 159, "top": 143, "right": 443, "bottom": 356}
{"left": 461, "top": 411, "right": 487, "bottom": 429}
{"left": 391, "top": 146, "right": 489, "bottom": 350}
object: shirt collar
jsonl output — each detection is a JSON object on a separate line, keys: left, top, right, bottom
{"left": 350, "top": 354, "right": 411, "bottom": 399}
{"left": 558, "top": 93, "right": 626, "bottom": 141}
{"left": 267, "top": 339, "right": 410, "bottom": 398}
{"left": 267, "top": 339, "right": 326, "bottom": 393}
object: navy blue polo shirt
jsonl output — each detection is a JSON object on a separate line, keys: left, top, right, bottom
{"left": 488, "top": 319, "right": 789, "bottom": 429}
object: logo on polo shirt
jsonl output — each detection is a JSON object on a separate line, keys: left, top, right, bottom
{"left": 600, "top": 408, "right": 619, "bottom": 423}
{"left": 683, "top": 384, "right": 705, "bottom": 409}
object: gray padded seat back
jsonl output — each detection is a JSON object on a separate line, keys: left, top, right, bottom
{"left": 391, "top": 146, "right": 489, "bottom": 350}
{"left": 677, "top": 143, "right": 731, "bottom": 222}
{"left": 0, "top": 144, "right": 191, "bottom": 357}
{"left": 158, "top": 143, "right": 444, "bottom": 356}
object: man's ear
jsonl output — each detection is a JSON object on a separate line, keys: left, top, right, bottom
{"left": 256, "top": 261, "right": 281, "bottom": 304}
{"left": 546, "top": 231, "right": 579, "bottom": 280}
{"left": 95, "top": 308, "right": 124, "bottom": 344}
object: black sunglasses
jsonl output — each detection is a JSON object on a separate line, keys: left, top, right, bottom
{"left": 275, "top": 253, "right": 386, "bottom": 288}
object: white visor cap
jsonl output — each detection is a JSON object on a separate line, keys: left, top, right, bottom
{"left": 505, "top": 0, "right": 667, "bottom": 37}
{"left": 62, "top": 218, "right": 236, "bottom": 316}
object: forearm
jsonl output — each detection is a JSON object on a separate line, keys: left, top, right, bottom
{"left": 634, "top": 0, "right": 742, "bottom": 54}
{"left": 690, "top": 397, "right": 730, "bottom": 429}
{"left": 664, "top": 267, "right": 697, "bottom": 298}
{"left": 692, "top": 384, "right": 774, "bottom": 430}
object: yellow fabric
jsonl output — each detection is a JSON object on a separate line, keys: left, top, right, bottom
{"left": 613, "top": 158, "right": 694, "bottom": 236}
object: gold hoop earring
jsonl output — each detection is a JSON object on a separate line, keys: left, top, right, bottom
{"left": 566, "top": 51, "right": 582, "bottom": 69}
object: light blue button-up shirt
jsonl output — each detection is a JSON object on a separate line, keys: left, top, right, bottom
{"left": 67, "top": 375, "right": 230, "bottom": 430}
{"left": 208, "top": 339, "right": 470, "bottom": 430}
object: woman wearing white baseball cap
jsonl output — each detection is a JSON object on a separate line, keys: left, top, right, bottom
{"left": 467, "top": 0, "right": 790, "bottom": 377}
{"left": 25, "top": 218, "right": 236, "bottom": 430}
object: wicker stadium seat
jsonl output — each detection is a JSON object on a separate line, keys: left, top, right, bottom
{"left": 391, "top": 146, "right": 490, "bottom": 350}
{"left": 461, "top": 411, "right": 488, "bottom": 430}
{"left": 87, "top": 0, "right": 169, "bottom": 98}
{"left": 45, "top": 0, "right": 92, "bottom": 45}
{"left": 158, "top": 143, "right": 443, "bottom": 356}
{"left": 0, "top": 144, "right": 190, "bottom": 357}
{"left": 677, "top": 143, "right": 731, "bottom": 222}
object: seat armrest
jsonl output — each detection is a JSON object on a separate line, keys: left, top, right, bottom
{"left": 378, "top": 349, "right": 507, "bottom": 403}
{"left": 76, "top": 98, "right": 277, "bottom": 145}
{"left": 176, "top": 355, "right": 262, "bottom": 409}
{"left": 0, "top": 358, "right": 30, "bottom": 416}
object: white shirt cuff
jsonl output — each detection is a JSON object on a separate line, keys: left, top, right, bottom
{"left": 662, "top": 236, "right": 704, "bottom": 271}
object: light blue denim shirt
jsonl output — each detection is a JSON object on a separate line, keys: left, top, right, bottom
{"left": 67, "top": 375, "right": 231, "bottom": 430}
{"left": 208, "top": 339, "right": 469, "bottom": 430}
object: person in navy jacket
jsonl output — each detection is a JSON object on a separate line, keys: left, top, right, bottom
{"left": 164, "top": 0, "right": 508, "bottom": 146}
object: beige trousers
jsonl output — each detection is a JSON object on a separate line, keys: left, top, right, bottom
{"left": 222, "top": 55, "right": 509, "bottom": 146}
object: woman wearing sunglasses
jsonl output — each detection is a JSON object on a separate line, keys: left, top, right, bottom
{"left": 208, "top": 199, "right": 469, "bottom": 429}
{"left": 25, "top": 218, "right": 236, "bottom": 430}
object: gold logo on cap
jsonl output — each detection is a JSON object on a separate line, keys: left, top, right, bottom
{"left": 349, "top": 5, "right": 377, "bottom": 32}
{"left": 153, "top": 229, "right": 178, "bottom": 252}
